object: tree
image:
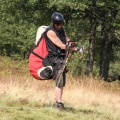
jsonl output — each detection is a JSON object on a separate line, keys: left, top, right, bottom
{"left": 84, "top": 0, "right": 97, "bottom": 75}
{"left": 0, "top": 0, "right": 119, "bottom": 79}
{"left": 83, "top": 0, "right": 120, "bottom": 80}
{"left": 0, "top": 0, "right": 49, "bottom": 59}
{"left": 98, "top": 1, "right": 120, "bottom": 80}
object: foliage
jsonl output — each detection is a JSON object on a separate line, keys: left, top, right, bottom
{"left": 0, "top": 0, "right": 120, "bottom": 79}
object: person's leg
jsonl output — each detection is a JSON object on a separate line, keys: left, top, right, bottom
{"left": 55, "top": 72, "right": 66, "bottom": 101}
{"left": 54, "top": 72, "right": 66, "bottom": 110}
{"left": 55, "top": 86, "right": 63, "bottom": 102}
{"left": 55, "top": 86, "right": 65, "bottom": 110}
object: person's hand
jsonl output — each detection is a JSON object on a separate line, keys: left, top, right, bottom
{"left": 67, "top": 41, "right": 76, "bottom": 48}
{"left": 76, "top": 46, "right": 84, "bottom": 53}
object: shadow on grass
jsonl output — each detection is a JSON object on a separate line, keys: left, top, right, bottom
{"left": 43, "top": 103, "right": 102, "bottom": 115}
{"left": 65, "top": 107, "right": 98, "bottom": 114}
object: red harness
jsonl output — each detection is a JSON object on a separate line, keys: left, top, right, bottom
{"left": 29, "top": 37, "right": 48, "bottom": 80}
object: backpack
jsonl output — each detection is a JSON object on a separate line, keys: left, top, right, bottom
{"left": 28, "top": 25, "right": 52, "bottom": 80}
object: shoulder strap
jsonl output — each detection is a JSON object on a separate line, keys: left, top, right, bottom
{"left": 45, "top": 26, "right": 59, "bottom": 37}
{"left": 29, "top": 37, "right": 47, "bottom": 60}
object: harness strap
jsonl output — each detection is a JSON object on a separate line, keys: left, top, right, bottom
{"left": 32, "top": 51, "right": 44, "bottom": 60}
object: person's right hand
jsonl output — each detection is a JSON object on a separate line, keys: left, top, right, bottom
{"left": 67, "top": 41, "right": 76, "bottom": 48}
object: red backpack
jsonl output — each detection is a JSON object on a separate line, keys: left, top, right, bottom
{"left": 29, "top": 35, "right": 49, "bottom": 80}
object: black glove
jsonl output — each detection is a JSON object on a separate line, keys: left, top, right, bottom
{"left": 67, "top": 41, "right": 76, "bottom": 48}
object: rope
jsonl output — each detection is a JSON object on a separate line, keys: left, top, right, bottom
{"left": 54, "top": 45, "right": 69, "bottom": 87}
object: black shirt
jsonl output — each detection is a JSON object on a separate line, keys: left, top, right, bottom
{"left": 45, "top": 26, "right": 67, "bottom": 59}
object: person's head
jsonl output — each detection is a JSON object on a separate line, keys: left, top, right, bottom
{"left": 51, "top": 12, "right": 64, "bottom": 29}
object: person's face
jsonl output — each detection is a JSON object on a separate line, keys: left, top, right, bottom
{"left": 54, "top": 23, "right": 63, "bottom": 30}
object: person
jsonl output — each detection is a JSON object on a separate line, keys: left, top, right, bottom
{"left": 43, "top": 12, "right": 81, "bottom": 110}
{"left": 29, "top": 12, "right": 84, "bottom": 110}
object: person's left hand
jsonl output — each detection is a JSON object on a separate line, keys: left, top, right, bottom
{"left": 77, "top": 46, "right": 85, "bottom": 53}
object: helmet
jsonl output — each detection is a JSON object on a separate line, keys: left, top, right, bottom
{"left": 51, "top": 12, "right": 64, "bottom": 25}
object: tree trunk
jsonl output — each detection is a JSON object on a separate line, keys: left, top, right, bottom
{"left": 99, "top": 39, "right": 105, "bottom": 77}
{"left": 86, "top": 18, "right": 96, "bottom": 75}
{"left": 99, "top": 30, "right": 113, "bottom": 80}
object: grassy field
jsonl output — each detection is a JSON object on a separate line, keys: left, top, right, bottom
{"left": 0, "top": 56, "right": 120, "bottom": 120}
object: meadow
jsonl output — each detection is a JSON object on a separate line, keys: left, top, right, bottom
{"left": 0, "top": 56, "right": 120, "bottom": 120}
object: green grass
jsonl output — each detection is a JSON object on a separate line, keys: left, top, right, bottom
{"left": 0, "top": 56, "right": 120, "bottom": 120}
{"left": 0, "top": 98, "right": 118, "bottom": 120}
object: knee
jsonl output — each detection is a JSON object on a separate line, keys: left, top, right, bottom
{"left": 55, "top": 77, "right": 66, "bottom": 88}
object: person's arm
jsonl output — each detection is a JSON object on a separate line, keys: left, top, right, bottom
{"left": 64, "top": 33, "right": 85, "bottom": 53}
{"left": 65, "top": 34, "right": 78, "bottom": 51}
{"left": 47, "top": 30, "right": 66, "bottom": 50}
{"left": 65, "top": 35, "right": 70, "bottom": 42}
{"left": 47, "top": 30, "right": 82, "bottom": 52}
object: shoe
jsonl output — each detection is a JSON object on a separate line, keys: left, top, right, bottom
{"left": 55, "top": 102, "right": 65, "bottom": 111}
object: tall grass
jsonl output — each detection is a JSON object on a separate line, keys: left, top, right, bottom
{"left": 0, "top": 56, "right": 120, "bottom": 120}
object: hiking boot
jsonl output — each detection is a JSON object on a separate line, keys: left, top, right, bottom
{"left": 55, "top": 102, "right": 65, "bottom": 111}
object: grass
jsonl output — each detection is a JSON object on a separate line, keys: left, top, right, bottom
{"left": 0, "top": 56, "right": 120, "bottom": 120}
